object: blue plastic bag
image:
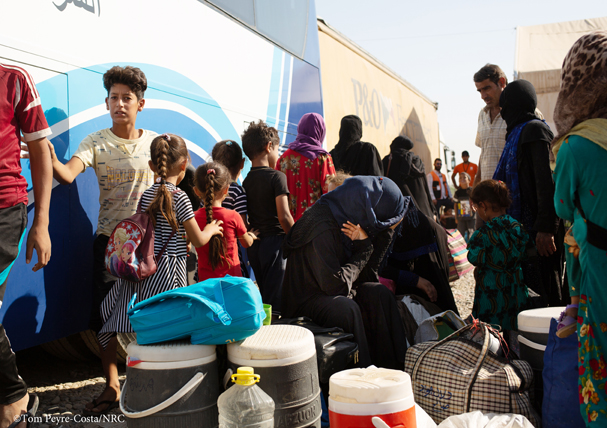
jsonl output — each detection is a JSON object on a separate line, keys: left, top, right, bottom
{"left": 128, "top": 276, "right": 266, "bottom": 345}
{"left": 542, "top": 318, "right": 585, "bottom": 428}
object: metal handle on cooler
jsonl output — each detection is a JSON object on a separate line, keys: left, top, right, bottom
{"left": 119, "top": 371, "right": 206, "bottom": 418}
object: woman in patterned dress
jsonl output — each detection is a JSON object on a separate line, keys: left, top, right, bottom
{"left": 276, "top": 113, "right": 335, "bottom": 221}
{"left": 551, "top": 31, "right": 607, "bottom": 426}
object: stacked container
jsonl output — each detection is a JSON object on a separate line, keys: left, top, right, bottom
{"left": 121, "top": 340, "right": 218, "bottom": 428}
{"left": 227, "top": 325, "right": 322, "bottom": 428}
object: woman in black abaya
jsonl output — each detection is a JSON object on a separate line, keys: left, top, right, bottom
{"left": 330, "top": 115, "right": 383, "bottom": 176}
{"left": 382, "top": 135, "right": 436, "bottom": 219}
{"left": 281, "top": 176, "right": 407, "bottom": 369}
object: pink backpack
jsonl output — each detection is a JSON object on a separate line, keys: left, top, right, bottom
{"left": 105, "top": 195, "right": 176, "bottom": 282}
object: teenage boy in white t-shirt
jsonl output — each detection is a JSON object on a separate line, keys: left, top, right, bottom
{"left": 48, "top": 66, "right": 156, "bottom": 414}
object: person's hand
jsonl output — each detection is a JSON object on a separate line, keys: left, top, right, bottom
{"left": 416, "top": 276, "right": 437, "bottom": 302}
{"left": 26, "top": 222, "right": 51, "bottom": 272}
{"left": 206, "top": 219, "right": 223, "bottom": 237}
{"left": 248, "top": 228, "right": 260, "bottom": 241}
{"left": 341, "top": 221, "right": 368, "bottom": 241}
{"left": 536, "top": 232, "right": 556, "bottom": 257}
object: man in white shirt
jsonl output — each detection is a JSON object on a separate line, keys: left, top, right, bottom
{"left": 473, "top": 64, "right": 508, "bottom": 186}
{"left": 426, "top": 158, "right": 452, "bottom": 212}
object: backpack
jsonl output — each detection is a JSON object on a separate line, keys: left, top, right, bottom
{"left": 105, "top": 193, "right": 177, "bottom": 282}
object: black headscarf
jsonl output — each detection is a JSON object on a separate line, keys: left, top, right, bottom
{"left": 499, "top": 80, "right": 538, "bottom": 138}
{"left": 384, "top": 136, "right": 417, "bottom": 180}
{"left": 330, "top": 115, "right": 363, "bottom": 170}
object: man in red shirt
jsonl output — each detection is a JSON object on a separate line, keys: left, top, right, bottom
{"left": 0, "top": 63, "right": 52, "bottom": 427}
{"left": 451, "top": 150, "right": 478, "bottom": 188}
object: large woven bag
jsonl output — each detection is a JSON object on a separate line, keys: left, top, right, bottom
{"left": 404, "top": 322, "right": 539, "bottom": 426}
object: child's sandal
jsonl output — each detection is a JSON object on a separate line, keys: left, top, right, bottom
{"left": 556, "top": 304, "right": 578, "bottom": 338}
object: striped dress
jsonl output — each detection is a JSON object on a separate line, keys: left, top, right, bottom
{"left": 98, "top": 183, "right": 194, "bottom": 348}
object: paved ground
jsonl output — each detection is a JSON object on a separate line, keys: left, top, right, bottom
{"left": 14, "top": 271, "right": 475, "bottom": 427}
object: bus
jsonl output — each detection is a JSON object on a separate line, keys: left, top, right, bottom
{"left": 0, "top": 0, "right": 323, "bottom": 353}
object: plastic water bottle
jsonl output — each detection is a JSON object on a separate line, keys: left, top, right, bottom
{"left": 218, "top": 366, "right": 275, "bottom": 427}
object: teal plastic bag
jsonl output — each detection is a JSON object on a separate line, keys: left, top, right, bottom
{"left": 128, "top": 276, "right": 265, "bottom": 345}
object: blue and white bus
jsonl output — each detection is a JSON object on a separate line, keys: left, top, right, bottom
{"left": 0, "top": 0, "right": 323, "bottom": 353}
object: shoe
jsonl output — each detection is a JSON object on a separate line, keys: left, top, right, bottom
{"left": 556, "top": 304, "right": 578, "bottom": 338}
{"left": 8, "top": 393, "right": 39, "bottom": 428}
{"left": 82, "top": 400, "right": 119, "bottom": 416}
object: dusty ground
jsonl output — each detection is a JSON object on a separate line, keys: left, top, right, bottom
{"left": 14, "top": 271, "right": 475, "bottom": 427}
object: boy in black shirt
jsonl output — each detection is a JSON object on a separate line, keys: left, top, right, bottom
{"left": 454, "top": 172, "right": 475, "bottom": 242}
{"left": 242, "top": 121, "right": 294, "bottom": 315}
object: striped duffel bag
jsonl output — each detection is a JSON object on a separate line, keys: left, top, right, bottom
{"left": 404, "top": 321, "right": 539, "bottom": 426}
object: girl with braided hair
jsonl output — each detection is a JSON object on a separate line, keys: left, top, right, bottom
{"left": 93, "top": 134, "right": 222, "bottom": 413}
{"left": 193, "top": 161, "right": 258, "bottom": 281}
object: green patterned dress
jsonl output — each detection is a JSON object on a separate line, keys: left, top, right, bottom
{"left": 554, "top": 133, "right": 607, "bottom": 426}
{"left": 467, "top": 214, "right": 529, "bottom": 331}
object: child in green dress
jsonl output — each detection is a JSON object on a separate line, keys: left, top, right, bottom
{"left": 467, "top": 180, "right": 529, "bottom": 338}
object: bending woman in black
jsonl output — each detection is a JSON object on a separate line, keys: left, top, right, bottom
{"left": 281, "top": 176, "right": 407, "bottom": 369}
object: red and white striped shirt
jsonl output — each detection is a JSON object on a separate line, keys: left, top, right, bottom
{"left": 0, "top": 63, "right": 51, "bottom": 208}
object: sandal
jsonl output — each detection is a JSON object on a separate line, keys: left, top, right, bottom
{"left": 556, "top": 304, "right": 578, "bottom": 338}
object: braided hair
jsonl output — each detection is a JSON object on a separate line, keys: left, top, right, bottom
{"left": 194, "top": 161, "right": 231, "bottom": 270}
{"left": 147, "top": 134, "right": 189, "bottom": 231}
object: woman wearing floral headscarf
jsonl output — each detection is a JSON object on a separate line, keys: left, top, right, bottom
{"left": 552, "top": 31, "right": 607, "bottom": 426}
{"left": 276, "top": 113, "right": 335, "bottom": 221}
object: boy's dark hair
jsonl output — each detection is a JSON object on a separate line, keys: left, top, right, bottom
{"left": 462, "top": 150, "right": 469, "bottom": 156}
{"left": 470, "top": 179, "right": 511, "bottom": 210}
{"left": 434, "top": 158, "right": 442, "bottom": 163}
{"left": 473, "top": 64, "right": 508, "bottom": 86}
{"left": 147, "top": 134, "right": 189, "bottom": 231}
{"left": 241, "top": 120, "right": 280, "bottom": 160}
{"left": 103, "top": 66, "right": 147, "bottom": 100}
{"left": 212, "top": 140, "right": 243, "bottom": 178}
{"left": 194, "top": 162, "right": 231, "bottom": 270}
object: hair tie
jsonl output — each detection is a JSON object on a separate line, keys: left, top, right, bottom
{"left": 226, "top": 141, "right": 232, "bottom": 146}
{"left": 161, "top": 133, "right": 171, "bottom": 141}
{"left": 155, "top": 177, "right": 166, "bottom": 184}
{"left": 207, "top": 169, "right": 216, "bottom": 175}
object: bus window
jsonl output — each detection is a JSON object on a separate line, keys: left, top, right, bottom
{"left": 206, "top": 0, "right": 309, "bottom": 58}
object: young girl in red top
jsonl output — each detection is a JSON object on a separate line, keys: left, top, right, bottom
{"left": 194, "top": 162, "right": 258, "bottom": 281}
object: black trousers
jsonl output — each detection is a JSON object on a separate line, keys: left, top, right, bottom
{"left": 89, "top": 234, "right": 117, "bottom": 333}
{"left": 297, "top": 283, "right": 407, "bottom": 370}
{"left": 247, "top": 235, "right": 286, "bottom": 315}
{"left": 0, "top": 203, "right": 28, "bottom": 405}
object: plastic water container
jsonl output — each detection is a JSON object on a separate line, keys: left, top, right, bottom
{"left": 121, "top": 339, "right": 218, "bottom": 428}
{"left": 218, "top": 367, "right": 275, "bottom": 428}
{"left": 329, "top": 367, "right": 417, "bottom": 428}
{"left": 227, "top": 325, "right": 322, "bottom": 428}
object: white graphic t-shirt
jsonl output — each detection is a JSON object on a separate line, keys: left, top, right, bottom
{"left": 74, "top": 128, "right": 157, "bottom": 236}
